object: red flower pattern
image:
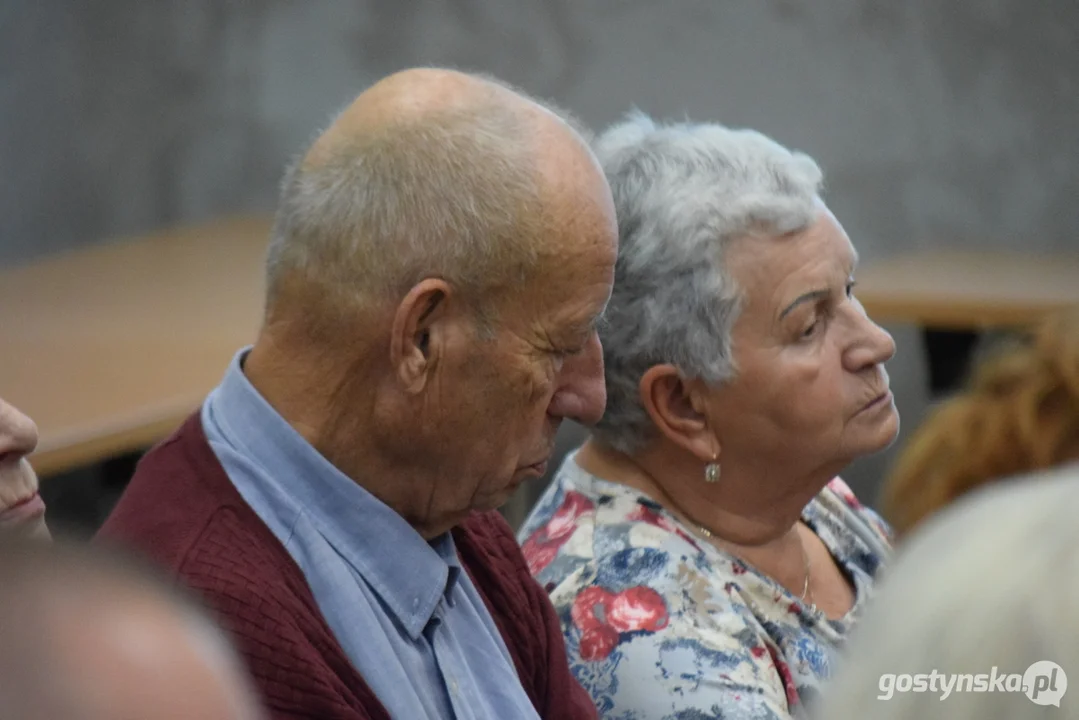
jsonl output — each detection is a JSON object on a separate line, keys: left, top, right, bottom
{"left": 569, "top": 584, "right": 669, "bottom": 660}
{"left": 546, "top": 491, "right": 594, "bottom": 540}
{"left": 520, "top": 472, "right": 891, "bottom": 712}
{"left": 571, "top": 586, "right": 614, "bottom": 632}
{"left": 827, "top": 477, "right": 863, "bottom": 510}
{"left": 521, "top": 538, "right": 559, "bottom": 577}
{"left": 766, "top": 644, "right": 801, "bottom": 709}
{"left": 607, "top": 586, "right": 669, "bottom": 633}
{"left": 626, "top": 505, "right": 702, "bottom": 550}
{"left": 579, "top": 625, "right": 620, "bottom": 661}
{"left": 521, "top": 491, "right": 595, "bottom": 575}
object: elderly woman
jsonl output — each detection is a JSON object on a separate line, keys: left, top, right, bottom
{"left": 0, "top": 397, "right": 49, "bottom": 538}
{"left": 519, "top": 113, "right": 897, "bottom": 719}
{"left": 815, "top": 463, "right": 1079, "bottom": 720}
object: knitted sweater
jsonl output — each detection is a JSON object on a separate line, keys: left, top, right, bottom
{"left": 97, "top": 414, "right": 598, "bottom": 720}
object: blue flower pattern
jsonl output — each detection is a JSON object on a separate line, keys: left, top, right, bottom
{"left": 518, "top": 453, "right": 893, "bottom": 719}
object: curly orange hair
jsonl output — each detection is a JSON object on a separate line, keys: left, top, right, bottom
{"left": 881, "top": 307, "right": 1079, "bottom": 538}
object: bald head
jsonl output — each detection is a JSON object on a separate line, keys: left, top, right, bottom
{"left": 263, "top": 68, "right": 606, "bottom": 335}
{"left": 0, "top": 541, "right": 264, "bottom": 720}
{"left": 303, "top": 68, "right": 578, "bottom": 169}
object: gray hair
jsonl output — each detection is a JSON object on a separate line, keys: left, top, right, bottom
{"left": 814, "top": 462, "right": 1079, "bottom": 718}
{"left": 264, "top": 74, "right": 592, "bottom": 331}
{"left": 591, "top": 111, "right": 824, "bottom": 453}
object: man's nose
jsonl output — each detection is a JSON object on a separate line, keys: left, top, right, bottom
{"left": 0, "top": 398, "right": 39, "bottom": 462}
{"left": 547, "top": 333, "right": 607, "bottom": 426}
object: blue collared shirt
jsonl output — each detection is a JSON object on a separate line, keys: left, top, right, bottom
{"left": 201, "top": 350, "right": 541, "bottom": 720}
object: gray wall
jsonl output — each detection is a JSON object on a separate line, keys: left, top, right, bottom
{"left": 5, "top": 0, "right": 1078, "bottom": 520}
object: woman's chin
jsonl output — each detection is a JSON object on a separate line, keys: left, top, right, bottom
{"left": 866, "top": 410, "right": 901, "bottom": 454}
{"left": 844, "top": 409, "right": 901, "bottom": 460}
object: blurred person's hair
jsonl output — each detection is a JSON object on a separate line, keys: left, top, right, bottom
{"left": 881, "top": 307, "right": 1079, "bottom": 537}
{"left": 814, "top": 462, "right": 1079, "bottom": 719}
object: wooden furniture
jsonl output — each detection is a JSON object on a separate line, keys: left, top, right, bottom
{"left": 856, "top": 249, "right": 1079, "bottom": 392}
{"left": 4, "top": 227, "right": 1076, "bottom": 479}
{"left": 856, "top": 250, "right": 1079, "bottom": 330}
{"left": 0, "top": 215, "right": 274, "bottom": 477}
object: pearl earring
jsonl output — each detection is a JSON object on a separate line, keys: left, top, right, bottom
{"left": 704, "top": 453, "right": 721, "bottom": 484}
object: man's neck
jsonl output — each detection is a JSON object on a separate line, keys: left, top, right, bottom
{"left": 243, "top": 340, "right": 460, "bottom": 540}
{"left": 575, "top": 437, "right": 831, "bottom": 548}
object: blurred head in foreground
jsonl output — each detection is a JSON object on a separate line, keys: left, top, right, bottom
{"left": 882, "top": 307, "right": 1079, "bottom": 537}
{"left": 816, "top": 462, "right": 1079, "bottom": 719}
{"left": 0, "top": 540, "right": 264, "bottom": 720}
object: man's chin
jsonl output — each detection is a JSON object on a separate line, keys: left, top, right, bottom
{"left": 0, "top": 516, "right": 50, "bottom": 541}
{"left": 476, "top": 475, "right": 533, "bottom": 514}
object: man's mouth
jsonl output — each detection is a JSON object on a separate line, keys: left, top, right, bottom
{"left": 0, "top": 492, "right": 46, "bottom": 525}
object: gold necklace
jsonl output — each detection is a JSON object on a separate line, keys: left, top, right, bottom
{"left": 694, "top": 523, "right": 813, "bottom": 605}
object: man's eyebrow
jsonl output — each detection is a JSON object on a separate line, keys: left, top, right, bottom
{"left": 778, "top": 289, "right": 830, "bottom": 321}
{"left": 577, "top": 316, "right": 602, "bottom": 336}
{"left": 566, "top": 312, "right": 606, "bottom": 341}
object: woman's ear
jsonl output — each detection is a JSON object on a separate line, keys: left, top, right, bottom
{"left": 639, "top": 365, "right": 720, "bottom": 462}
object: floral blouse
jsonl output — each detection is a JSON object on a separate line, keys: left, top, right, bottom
{"left": 518, "top": 452, "right": 893, "bottom": 720}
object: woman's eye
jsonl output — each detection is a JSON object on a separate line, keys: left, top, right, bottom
{"left": 800, "top": 321, "right": 819, "bottom": 339}
{"left": 846, "top": 280, "right": 857, "bottom": 298}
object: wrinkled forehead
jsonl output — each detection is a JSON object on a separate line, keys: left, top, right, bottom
{"left": 729, "top": 209, "right": 855, "bottom": 275}
{"left": 494, "top": 229, "right": 615, "bottom": 343}
{"left": 723, "top": 211, "right": 856, "bottom": 313}
{"left": 539, "top": 160, "right": 618, "bottom": 264}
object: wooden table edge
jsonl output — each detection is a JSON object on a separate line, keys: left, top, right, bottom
{"left": 31, "top": 413, "right": 193, "bottom": 478}
{"left": 858, "top": 298, "right": 1077, "bottom": 330}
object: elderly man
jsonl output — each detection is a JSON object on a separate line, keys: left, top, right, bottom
{"left": 0, "top": 540, "right": 264, "bottom": 720}
{"left": 99, "top": 68, "right": 616, "bottom": 719}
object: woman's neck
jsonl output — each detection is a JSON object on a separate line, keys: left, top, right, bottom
{"left": 574, "top": 437, "right": 826, "bottom": 549}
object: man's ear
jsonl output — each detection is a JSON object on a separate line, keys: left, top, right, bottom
{"left": 639, "top": 365, "right": 720, "bottom": 462}
{"left": 389, "top": 278, "right": 454, "bottom": 393}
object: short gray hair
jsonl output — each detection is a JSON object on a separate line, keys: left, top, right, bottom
{"left": 591, "top": 111, "right": 824, "bottom": 453}
{"left": 265, "top": 76, "right": 592, "bottom": 331}
{"left": 814, "top": 462, "right": 1079, "bottom": 720}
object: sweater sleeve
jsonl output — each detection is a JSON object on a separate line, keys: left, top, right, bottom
{"left": 458, "top": 511, "right": 599, "bottom": 720}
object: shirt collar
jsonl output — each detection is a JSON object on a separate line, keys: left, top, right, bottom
{"left": 206, "top": 348, "right": 460, "bottom": 639}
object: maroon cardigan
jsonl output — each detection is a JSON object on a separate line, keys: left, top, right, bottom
{"left": 97, "top": 414, "right": 597, "bottom": 720}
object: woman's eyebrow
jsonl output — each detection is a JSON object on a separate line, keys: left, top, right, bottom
{"left": 779, "top": 289, "right": 830, "bottom": 321}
